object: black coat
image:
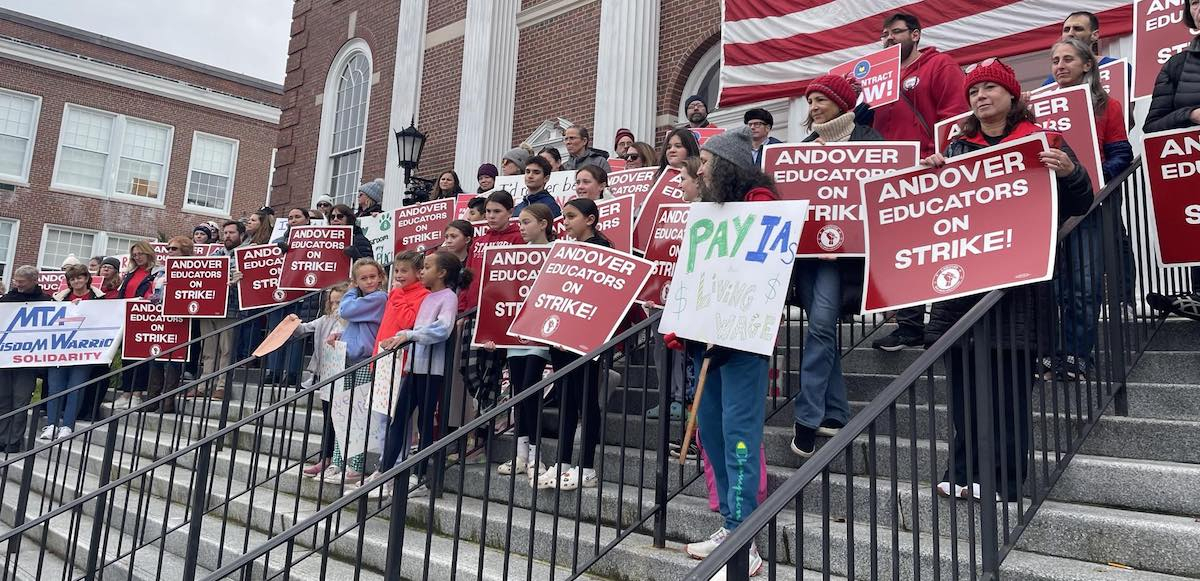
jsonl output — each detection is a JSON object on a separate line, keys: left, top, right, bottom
{"left": 0, "top": 286, "right": 52, "bottom": 303}
{"left": 344, "top": 225, "right": 374, "bottom": 260}
{"left": 923, "top": 123, "right": 1094, "bottom": 348}
{"left": 1145, "top": 36, "right": 1200, "bottom": 133}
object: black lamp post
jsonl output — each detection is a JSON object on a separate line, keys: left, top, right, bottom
{"left": 394, "top": 119, "right": 427, "bottom": 186}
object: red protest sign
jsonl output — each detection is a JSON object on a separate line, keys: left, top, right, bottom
{"left": 638, "top": 203, "right": 689, "bottom": 305}
{"left": 122, "top": 300, "right": 190, "bottom": 361}
{"left": 632, "top": 168, "right": 685, "bottom": 253}
{"left": 1037, "top": 59, "right": 1129, "bottom": 115}
{"left": 552, "top": 195, "right": 635, "bottom": 253}
{"left": 828, "top": 44, "right": 902, "bottom": 109}
{"left": 608, "top": 158, "right": 627, "bottom": 172}
{"left": 279, "top": 225, "right": 352, "bottom": 291}
{"left": 394, "top": 198, "right": 454, "bottom": 253}
{"left": 472, "top": 246, "right": 552, "bottom": 349}
{"left": 508, "top": 241, "right": 654, "bottom": 355}
{"left": 764, "top": 142, "right": 919, "bottom": 256}
{"left": 234, "top": 244, "right": 306, "bottom": 310}
{"left": 471, "top": 218, "right": 519, "bottom": 239}
{"left": 162, "top": 256, "right": 230, "bottom": 318}
{"left": 454, "top": 194, "right": 478, "bottom": 220}
{"left": 1134, "top": 0, "right": 1196, "bottom": 100}
{"left": 689, "top": 128, "right": 725, "bottom": 146}
{"left": 149, "top": 242, "right": 220, "bottom": 263}
{"left": 607, "top": 167, "right": 659, "bottom": 200}
{"left": 37, "top": 271, "right": 67, "bottom": 293}
{"left": 1143, "top": 125, "right": 1200, "bottom": 266}
{"left": 860, "top": 134, "right": 1058, "bottom": 313}
{"left": 936, "top": 86, "right": 1102, "bottom": 192}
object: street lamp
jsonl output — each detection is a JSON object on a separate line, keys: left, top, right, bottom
{"left": 394, "top": 119, "right": 427, "bottom": 186}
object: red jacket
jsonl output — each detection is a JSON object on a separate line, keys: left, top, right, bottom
{"left": 459, "top": 222, "right": 525, "bottom": 311}
{"left": 872, "top": 47, "right": 967, "bottom": 157}
{"left": 374, "top": 281, "right": 430, "bottom": 355}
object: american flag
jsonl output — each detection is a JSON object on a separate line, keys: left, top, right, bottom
{"left": 719, "top": 0, "right": 1134, "bottom": 108}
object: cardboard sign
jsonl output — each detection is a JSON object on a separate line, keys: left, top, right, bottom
{"left": 508, "top": 241, "right": 654, "bottom": 355}
{"left": 279, "top": 226, "right": 353, "bottom": 291}
{"left": 488, "top": 170, "right": 579, "bottom": 209}
{"left": 638, "top": 203, "right": 689, "bottom": 305}
{"left": 356, "top": 213, "right": 395, "bottom": 265}
{"left": 1134, "top": 0, "right": 1197, "bottom": 100}
{"left": 234, "top": 244, "right": 305, "bottom": 310}
{"left": 633, "top": 168, "right": 686, "bottom": 253}
{"left": 393, "top": 198, "right": 454, "bottom": 254}
{"left": 0, "top": 299, "right": 127, "bottom": 368}
{"left": 162, "top": 256, "right": 230, "bottom": 318}
{"left": 122, "top": 300, "right": 190, "bottom": 362}
{"left": 764, "top": 142, "right": 920, "bottom": 256}
{"left": 551, "top": 195, "right": 636, "bottom": 253}
{"left": 828, "top": 44, "right": 903, "bottom": 109}
{"left": 1142, "top": 125, "right": 1200, "bottom": 266}
{"left": 859, "top": 134, "right": 1058, "bottom": 313}
{"left": 472, "top": 246, "right": 552, "bottom": 349}
{"left": 37, "top": 271, "right": 67, "bottom": 293}
{"left": 658, "top": 200, "right": 808, "bottom": 356}
{"left": 608, "top": 158, "right": 627, "bottom": 172}
{"left": 607, "top": 167, "right": 660, "bottom": 200}
{"left": 935, "top": 85, "right": 1103, "bottom": 192}
{"left": 454, "top": 193, "right": 479, "bottom": 220}
{"left": 689, "top": 127, "right": 725, "bottom": 146}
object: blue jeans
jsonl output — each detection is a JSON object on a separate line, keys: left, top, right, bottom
{"left": 792, "top": 261, "right": 851, "bottom": 429}
{"left": 696, "top": 350, "right": 767, "bottom": 531}
{"left": 46, "top": 366, "right": 92, "bottom": 429}
{"left": 266, "top": 306, "right": 303, "bottom": 376}
{"left": 1055, "top": 212, "right": 1103, "bottom": 366}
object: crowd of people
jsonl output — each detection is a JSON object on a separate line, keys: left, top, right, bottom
{"left": 2, "top": 7, "right": 1199, "bottom": 578}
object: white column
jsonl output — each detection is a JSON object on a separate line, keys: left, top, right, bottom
{"left": 593, "top": 0, "right": 660, "bottom": 156}
{"left": 787, "top": 97, "right": 811, "bottom": 143}
{"left": 453, "top": 0, "right": 520, "bottom": 193}
{"left": 383, "top": 0, "right": 430, "bottom": 210}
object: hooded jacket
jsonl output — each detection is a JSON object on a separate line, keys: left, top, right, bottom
{"left": 1145, "top": 36, "right": 1200, "bottom": 134}
{"left": 924, "top": 121, "right": 1093, "bottom": 347}
{"left": 871, "top": 47, "right": 968, "bottom": 157}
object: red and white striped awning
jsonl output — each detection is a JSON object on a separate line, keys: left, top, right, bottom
{"left": 719, "top": 0, "right": 1134, "bottom": 108}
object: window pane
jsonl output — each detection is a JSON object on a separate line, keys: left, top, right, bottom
{"left": 56, "top": 107, "right": 113, "bottom": 190}
{"left": 62, "top": 107, "right": 113, "bottom": 152}
{"left": 57, "top": 147, "right": 108, "bottom": 190}
{"left": 326, "top": 52, "right": 369, "bottom": 200}
{"left": 42, "top": 227, "right": 95, "bottom": 269}
{"left": 104, "top": 234, "right": 146, "bottom": 258}
{"left": 191, "top": 136, "right": 233, "bottom": 176}
{"left": 115, "top": 158, "right": 164, "bottom": 198}
{"left": 0, "top": 134, "right": 27, "bottom": 177}
{"left": 329, "top": 150, "right": 361, "bottom": 206}
{"left": 0, "top": 220, "right": 12, "bottom": 265}
{"left": 187, "top": 171, "right": 230, "bottom": 209}
{"left": 122, "top": 121, "right": 169, "bottom": 163}
{"left": 0, "top": 92, "right": 35, "bottom": 139}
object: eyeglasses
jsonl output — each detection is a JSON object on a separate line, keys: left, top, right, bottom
{"left": 880, "top": 27, "right": 911, "bottom": 40}
{"left": 623, "top": 153, "right": 641, "bottom": 161}
{"left": 330, "top": 213, "right": 348, "bottom": 219}
{"left": 746, "top": 121, "right": 769, "bottom": 128}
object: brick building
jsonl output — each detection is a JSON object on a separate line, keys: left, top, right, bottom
{"left": 270, "top": 0, "right": 767, "bottom": 212}
{"left": 0, "top": 8, "right": 281, "bottom": 283}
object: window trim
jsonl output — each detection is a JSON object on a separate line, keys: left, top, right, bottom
{"left": 312, "top": 38, "right": 373, "bottom": 208}
{"left": 182, "top": 130, "right": 240, "bottom": 218}
{"left": 0, "top": 88, "right": 41, "bottom": 186}
{"left": 37, "top": 223, "right": 152, "bottom": 270}
{"left": 0, "top": 218, "right": 18, "bottom": 287}
{"left": 50, "top": 102, "right": 174, "bottom": 207}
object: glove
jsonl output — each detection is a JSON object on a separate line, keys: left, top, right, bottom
{"left": 663, "top": 332, "right": 684, "bottom": 351}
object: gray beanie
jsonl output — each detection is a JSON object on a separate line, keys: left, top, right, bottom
{"left": 501, "top": 147, "right": 530, "bottom": 169}
{"left": 357, "top": 178, "right": 384, "bottom": 204}
{"left": 701, "top": 126, "right": 756, "bottom": 172}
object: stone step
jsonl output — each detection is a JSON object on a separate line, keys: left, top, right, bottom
{"left": 1145, "top": 318, "right": 1200, "bottom": 351}
{"left": 1080, "top": 414, "right": 1200, "bottom": 464}
{"left": 1127, "top": 351, "right": 1200, "bottom": 385}
{"left": 1124, "top": 382, "right": 1200, "bottom": 421}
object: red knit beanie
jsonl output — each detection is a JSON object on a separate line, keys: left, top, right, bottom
{"left": 805, "top": 74, "right": 859, "bottom": 112}
{"left": 964, "top": 58, "right": 1021, "bottom": 103}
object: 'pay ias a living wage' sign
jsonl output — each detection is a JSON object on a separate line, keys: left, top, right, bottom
{"left": 658, "top": 200, "right": 808, "bottom": 356}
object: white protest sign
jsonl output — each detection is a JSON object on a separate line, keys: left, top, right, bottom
{"left": 487, "top": 170, "right": 578, "bottom": 209}
{"left": 658, "top": 200, "right": 808, "bottom": 356}
{"left": 0, "top": 299, "right": 127, "bottom": 368}
{"left": 356, "top": 213, "right": 395, "bottom": 265}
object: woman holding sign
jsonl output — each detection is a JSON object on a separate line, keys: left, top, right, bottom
{"left": 924, "top": 59, "right": 1093, "bottom": 502}
{"left": 115, "top": 241, "right": 165, "bottom": 408}
{"left": 787, "top": 74, "right": 879, "bottom": 457}
{"left": 41, "top": 263, "right": 105, "bottom": 440}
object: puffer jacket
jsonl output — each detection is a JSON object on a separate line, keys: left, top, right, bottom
{"left": 924, "top": 121, "right": 1094, "bottom": 348}
{"left": 1145, "top": 35, "right": 1200, "bottom": 133}
{"left": 561, "top": 148, "right": 611, "bottom": 172}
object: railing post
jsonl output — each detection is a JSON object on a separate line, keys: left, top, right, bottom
{"left": 182, "top": 440, "right": 214, "bottom": 581}
{"left": 727, "top": 541, "right": 750, "bottom": 581}
{"left": 973, "top": 315, "right": 1000, "bottom": 576}
{"left": 1099, "top": 196, "right": 1130, "bottom": 416}
{"left": 83, "top": 418, "right": 120, "bottom": 580}
{"left": 653, "top": 331, "right": 673, "bottom": 548}
{"left": 6, "top": 411, "right": 38, "bottom": 559}
{"left": 384, "top": 471, "right": 410, "bottom": 581}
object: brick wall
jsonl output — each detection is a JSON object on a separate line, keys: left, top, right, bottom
{"left": 656, "top": 0, "right": 721, "bottom": 142}
{"left": 272, "top": 0, "right": 399, "bottom": 210}
{"left": 428, "top": 0, "right": 467, "bottom": 31}
{"left": 0, "top": 58, "right": 276, "bottom": 269}
{"left": 416, "top": 38, "right": 464, "bottom": 179}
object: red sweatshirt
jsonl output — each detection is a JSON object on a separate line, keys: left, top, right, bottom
{"left": 374, "top": 281, "right": 430, "bottom": 355}
{"left": 459, "top": 222, "right": 526, "bottom": 311}
{"left": 872, "top": 47, "right": 968, "bottom": 157}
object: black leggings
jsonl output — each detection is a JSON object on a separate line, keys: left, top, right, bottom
{"left": 379, "top": 373, "right": 445, "bottom": 477}
{"left": 320, "top": 400, "right": 335, "bottom": 458}
{"left": 508, "top": 355, "right": 548, "bottom": 440}
{"left": 550, "top": 349, "right": 603, "bottom": 469}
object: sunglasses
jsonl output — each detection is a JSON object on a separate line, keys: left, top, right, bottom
{"left": 964, "top": 57, "right": 1000, "bottom": 73}
{"left": 623, "top": 153, "right": 641, "bottom": 161}
{"left": 330, "top": 213, "right": 348, "bottom": 219}
{"left": 317, "top": 202, "right": 332, "bottom": 207}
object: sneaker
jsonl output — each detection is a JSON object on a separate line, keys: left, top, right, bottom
{"left": 302, "top": 458, "right": 331, "bottom": 477}
{"left": 669, "top": 441, "right": 700, "bottom": 461}
{"left": 38, "top": 426, "right": 54, "bottom": 441}
{"left": 319, "top": 465, "right": 343, "bottom": 483}
{"left": 1147, "top": 291, "right": 1200, "bottom": 321}
{"left": 871, "top": 331, "right": 923, "bottom": 352}
{"left": 968, "top": 483, "right": 1001, "bottom": 502}
{"left": 815, "top": 419, "right": 844, "bottom": 437}
{"left": 114, "top": 394, "right": 133, "bottom": 409}
{"left": 645, "top": 405, "right": 661, "bottom": 419}
{"left": 497, "top": 457, "right": 527, "bottom": 475}
{"left": 685, "top": 527, "right": 730, "bottom": 560}
{"left": 790, "top": 422, "right": 816, "bottom": 458}
{"left": 341, "top": 469, "right": 365, "bottom": 485}
{"left": 706, "top": 543, "right": 763, "bottom": 579}
{"left": 408, "top": 484, "right": 430, "bottom": 498}
{"left": 936, "top": 481, "right": 968, "bottom": 498}
{"left": 560, "top": 466, "right": 597, "bottom": 491}
{"left": 55, "top": 426, "right": 73, "bottom": 440}
{"left": 129, "top": 395, "right": 143, "bottom": 407}
{"left": 1062, "top": 355, "right": 1090, "bottom": 381}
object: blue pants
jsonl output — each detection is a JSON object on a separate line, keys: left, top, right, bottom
{"left": 696, "top": 350, "right": 767, "bottom": 531}
{"left": 792, "top": 261, "right": 851, "bottom": 430}
{"left": 45, "top": 366, "right": 92, "bottom": 429}
{"left": 266, "top": 306, "right": 303, "bottom": 376}
{"left": 1055, "top": 211, "right": 1103, "bottom": 366}
{"left": 379, "top": 373, "right": 444, "bottom": 477}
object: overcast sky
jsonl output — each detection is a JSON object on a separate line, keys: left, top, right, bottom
{"left": 3, "top": 0, "right": 292, "bottom": 83}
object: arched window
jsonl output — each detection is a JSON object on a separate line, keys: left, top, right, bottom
{"left": 679, "top": 43, "right": 721, "bottom": 119}
{"left": 314, "top": 40, "right": 372, "bottom": 207}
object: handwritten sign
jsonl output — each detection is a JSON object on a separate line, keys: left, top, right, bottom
{"left": 356, "top": 212, "right": 395, "bottom": 265}
{"left": 488, "top": 170, "right": 578, "bottom": 209}
{"left": 658, "top": 200, "right": 808, "bottom": 356}
{"left": 828, "top": 44, "right": 902, "bottom": 109}
{"left": 1142, "top": 125, "right": 1200, "bottom": 266}
{"left": 279, "top": 226, "right": 353, "bottom": 291}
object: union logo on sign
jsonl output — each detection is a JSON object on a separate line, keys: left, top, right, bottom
{"left": 817, "top": 224, "right": 845, "bottom": 252}
{"left": 273, "top": 289, "right": 285, "bottom": 301}
{"left": 933, "top": 264, "right": 966, "bottom": 295}
{"left": 187, "top": 301, "right": 200, "bottom": 315}
{"left": 853, "top": 60, "right": 871, "bottom": 79}
{"left": 150, "top": 345, "right": 161, "bottom": 357}
{"left": 541, "top": 315, "right": 560, "bottom": 337}
{"left": 304, "top": 273, "right": 317, "bottom": 287}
